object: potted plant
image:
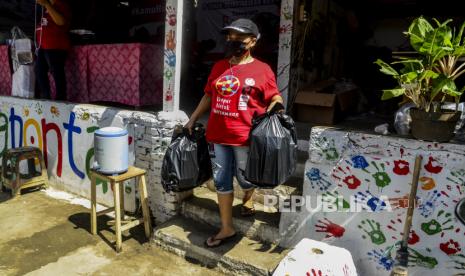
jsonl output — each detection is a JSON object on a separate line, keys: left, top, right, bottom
{"left": 375, "top": 16, "right": 465, "bottom": 142}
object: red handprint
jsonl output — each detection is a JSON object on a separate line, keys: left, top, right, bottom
{"left": 166, "top": 6, "right": 176, "bottom": 26}
{"left": 424, "top": 156, "right": 443, "bottom": 174}
{"left": 315, "top": 218, "right": 345, "bottom": 238}
{"left": 408, "top": 230, "right": 420, "bottom": 245}
{"left": 393, "top": 160, "right": 409, "bottom": 175}
{"left": 279, "top": 24, "right": 292, "bottom": 34}
{"left": 342, "top": 264, "right": 350, "bottom": 276}
{"left": 165, "top": 85, "right": 173, "bottom": 101}
{"left": 440, "top": 239, "right": 462, "bottom": 255}
{"left": 332, "top": 166, "right": 361, "bottom": 190}
{"left": 307, "top": 268, "right": 326, "bottom": 276}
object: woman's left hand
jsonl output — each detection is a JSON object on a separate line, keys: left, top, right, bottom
{"left": 267, "top": 95, "right": 284, "bottom": 112}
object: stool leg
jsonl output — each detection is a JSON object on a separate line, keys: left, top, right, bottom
{"left": 119, "top": 181, "right": 125, "bottom": 220}
{"left": 138, "top": 174, "right": 152, "bottom": 238}
{"left": 27, "top": 158, "right": 35, "bottom": 177}
{"left": 12, "top": 160, "right": 20, "bottom": 197}
{"left": 39, "top": 152, "right": 49, "bottom": 189}
{"left": 90, "top": 174, "right": 97, "bottom": 235}
{"left": 113, "top": 181, "right": 122, "bottom": 252}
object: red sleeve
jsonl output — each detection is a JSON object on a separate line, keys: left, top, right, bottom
{"left": 262, "top": 65, "right": 281, "bottom": 104}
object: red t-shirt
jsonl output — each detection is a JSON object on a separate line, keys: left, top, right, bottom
{"left": 35, "top": 1, "right": 71, "bottom": 50}
{"left": 205, "top": 58, "right": 280, "bottom": 146}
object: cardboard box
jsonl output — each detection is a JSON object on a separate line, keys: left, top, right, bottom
{"left": 293, "top": 85, "right": 358, "bottom": 125}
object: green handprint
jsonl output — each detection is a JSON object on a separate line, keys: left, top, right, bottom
{"left": 314, "top": 137, "right": 339, "bottom": 161}
{"left": 408, "top": 248, "right": 438, "bottom": 269}
{"left": 358, "top": 219, "right": 386, "bottom": 245}
{"left": 322, "top": 190, "right": 350, "bottom": 210}
{"left": 363, "top": 161, "right": 391, "bottom": 188}
{"left": 420, "top": 210, "right": 453, "bottom": 235}
{"left": 452, "top": 253, "right": 465, "bottom": 270}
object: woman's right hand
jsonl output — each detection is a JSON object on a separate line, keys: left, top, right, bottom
{"left": 184, "top": 119, "right": 196, "bottom": 135}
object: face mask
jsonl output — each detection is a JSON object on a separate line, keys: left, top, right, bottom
{"left": 224, "top": 40, "right": 247, "bottom": 57}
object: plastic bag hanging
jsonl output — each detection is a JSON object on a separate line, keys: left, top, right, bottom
{"left": 245, "top": 104, "right": 298, "bottom": 188}
{"left": 10, "top": 26, "right": 34, "bottom": 69}
{"left": 161, "top": 123, "right": 212, "bottom": 192}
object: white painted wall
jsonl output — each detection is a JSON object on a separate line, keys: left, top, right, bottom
{"left": 0, "top": 97, "right": 188, "bottom": 223}
{"left": 280, "top": 126, "right": 465, "bottom": 275}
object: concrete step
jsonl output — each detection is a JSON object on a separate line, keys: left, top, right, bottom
{"left": 204, "top": 178, "right": 301, "bottom": 210}
{"left": 181, "top": 186, "right": 281, "bottom": 244}
{"left": 153, "top": 216, "right": 289, "bottom": 276}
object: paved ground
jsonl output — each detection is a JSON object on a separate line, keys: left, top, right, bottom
{"left": 0, "top": 188, "right": 224, "bottom": 276}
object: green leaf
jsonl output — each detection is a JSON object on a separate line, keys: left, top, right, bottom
{"left": 420, "top": 69, "right": 439, "bottom": 81}
{"left": 400, "top": 72, "right": 418, "bottom": 83}
{"left": 443, "top": 81, "right": 462, "bottom": 97}
{"left": 393, "top": 59, "right": 423, "bottom": 74}
{"left": 431, "top": 76, "right": 458, "bottom": 99}
{"left": 453, "top": 46, "right": 465, "bottom": 56}
{"left": 381, "top": 88, "right": 405, "bottom": 100}
{"left": 374, "top": 59, "right": 399, "bottom": 76}
{"left": 408, "top": 17, "right": 433, "bottom": 51}
{"left": 419, "top": 24, "right": 453, "bottom": 58}
{"left": 453, "top": 20, "right": 465, "bottom": 46}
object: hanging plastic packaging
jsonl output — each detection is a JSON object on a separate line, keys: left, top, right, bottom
{"left": 161, "top": 123, "right": 212, "bottom": 192}
{"left": 245, "top": 105, "right": 298, "bottom": 188}
{"left": 10, "top": 26, "right": 35, "bottom": 98}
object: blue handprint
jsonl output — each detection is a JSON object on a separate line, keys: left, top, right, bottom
{"left": 306, "top": 168, "right": 332, "bottom": 191}
{"left": 355, "top": 190, "right": 387, "bottom": 212}
{"left": 418, "top": 190, "right": 441, "bottom": 218}
{"left": 348, "top": 155, "right": 369, "bottom": 169}
{"left": 367, "top": 249, "right": 394, "bottom": 271}
{"left": 164, "top": 50, "right": 176, "bottom": 67}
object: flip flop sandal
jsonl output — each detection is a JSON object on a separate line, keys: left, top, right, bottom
{"left": 241, "top": 205, "right": 256, "bottom": 217}
{"left": 204, "top": 233, "right": 237, "bottom": 248}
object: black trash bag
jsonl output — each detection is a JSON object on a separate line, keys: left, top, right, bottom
{"left": 245, "top": 105, "right": 297, "bottom": 188}
{"left": 161, "top": 123, "right": 212, "bottom": 192}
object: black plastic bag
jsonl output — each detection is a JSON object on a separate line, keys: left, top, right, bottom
{"left": 245, "top": 106, "right": 298, "bottom": 188}
{"left": 161, "top": 123, "right": 212, "bottom": 192}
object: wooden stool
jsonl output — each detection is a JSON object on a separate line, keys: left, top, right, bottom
{"left": 1, "top": 146, "right": 49, "bottom": 197}
{"left": 90, "top": 166, "right": 152, "bottom": 252}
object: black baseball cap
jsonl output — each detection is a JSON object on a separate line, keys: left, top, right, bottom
{"left": 222, "top": 18, "right": 260, "bottom": 39}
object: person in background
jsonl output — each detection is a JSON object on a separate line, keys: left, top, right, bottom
{"left": 185, "top": 18, "right": 283, "bottom": 247}
{"left": 35, "top": 0, "right": 71, "bottom": 101}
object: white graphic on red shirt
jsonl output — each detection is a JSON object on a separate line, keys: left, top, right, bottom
{"left": 245, "top": 78, "right": 255, "bottom": 86}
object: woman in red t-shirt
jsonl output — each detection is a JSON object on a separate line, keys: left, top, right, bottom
{"left": 185, "top": 18, "right": 283, "bottom": 247}
{"left": 35, "top": 0, "right": 71, "bottom": 101}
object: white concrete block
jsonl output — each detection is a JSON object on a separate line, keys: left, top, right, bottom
{"left": 136, "top": 154, "right": 151, "bottom": 162}
{"left": 135, "top": 125, "right": 146, "bottom": 139}
{"left": 135, "top": 159, "right": 150, "bottom": 170}
{"left": 150, "top": 152, "right": 165, "bottom": 162}
{"left": 273, "top": 238, "right": 357, "bottom": 276}
{"left": 148, "top": 127, "right": 161, "bottom": 136}
{"left": 135, "top": 147, "right": 148, "bottom": 156}
{"left": 136, "top": 140, "right": 152, "bottom": 149}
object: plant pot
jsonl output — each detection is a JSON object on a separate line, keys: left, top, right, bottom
{"left": 410, "top": 108, "right": 461, "bottom": 142}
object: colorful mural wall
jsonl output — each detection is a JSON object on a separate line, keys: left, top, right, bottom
{"left": 277, "top": 0, "right": 293, "bottom": 106}
{"left": 162, "top": 0, "right": 179, "bottom": 111}
{"left": 0, "top": 97, "right": 136, "bottom": 210}
{"left": 280, "top": 127, "right": 465, "bottom": 275}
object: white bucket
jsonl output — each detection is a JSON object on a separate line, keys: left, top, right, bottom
{"left": 94, "top": 127, "right": 128, "bottom": 174}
